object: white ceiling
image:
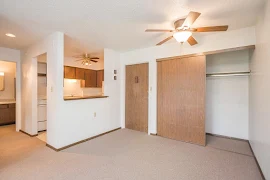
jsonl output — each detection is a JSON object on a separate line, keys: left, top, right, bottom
{"left": 0, "top": 0, "right": 266, "bottom": 54}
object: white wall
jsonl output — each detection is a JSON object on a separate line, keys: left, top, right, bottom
{"left": 22, "top": 32, "right": 121, "bottom": 148}
{"left": 249, "top": 0, "right": 270, "bottom": 178}
{"left": 120, "top": 27, "right": 256, "bottom": 135}
{"left": 21, "top": 32, "right": 64, "bottom": 138}
{"left": 0, "top": 61, "right": 16, "bottom": 100}
{"left": 54, "top": 48, "right": 120, "bottom": 148}
{"left": 206, "top": 50, "right": 250, "bottom": 140}
{"left": 0, "top": 47, "right": 21, "bottom": 131}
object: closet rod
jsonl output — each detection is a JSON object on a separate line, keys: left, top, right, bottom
{"left": 206, "top": 71, "right": 250, "bottom": 77}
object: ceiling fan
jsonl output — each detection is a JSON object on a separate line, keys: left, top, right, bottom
{"left": 145, "top": 11, "right": 229, "bottom": 46}
{"left": 74, "top": 53, "right": 99, "bottom": 66}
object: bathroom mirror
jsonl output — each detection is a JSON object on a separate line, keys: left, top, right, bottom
{"left": 0, "top": 72, "right": 4, "bottom": 91}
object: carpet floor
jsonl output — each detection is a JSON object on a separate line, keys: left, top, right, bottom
{"left": 0, "top": 125, "right": 263, "bottom": 180}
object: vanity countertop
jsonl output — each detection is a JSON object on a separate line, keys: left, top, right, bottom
{"left": 0, "top": 100, "right": 16, "bottom": 105}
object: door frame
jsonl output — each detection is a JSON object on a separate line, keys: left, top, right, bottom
{"left": 124, "top": 62, "right": 149, "bottom": 134}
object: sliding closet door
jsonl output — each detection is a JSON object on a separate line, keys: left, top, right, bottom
{"left": 157, "top": 55, "right": 206, "bottom": 146}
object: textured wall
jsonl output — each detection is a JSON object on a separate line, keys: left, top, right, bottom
{"left": 249, "top": 0, "right": 270, "bottom": 178}
{"left": 206, "top": 50, "right": 250, "bottom": 139}
{"left": 120, "top": 27, "right": 256, "bottom": 135}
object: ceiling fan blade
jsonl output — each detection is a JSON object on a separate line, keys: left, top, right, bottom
{"left": 182, "top": 11, "right": 201, "bottom": 28}
{"left": 75, "top": 59, "right": 84, "bottom": 61}
{"left": 72, "top": 55, "right": 84, "bottom": 58}
{"left": 195, "top": 26, "right": 228, "bottom": 32}
{"left": 187, "top": 36, "right": 198, "bottom": 46}
{"left": 145, "top": 29, "right": 174, "bottom": 32}
{"left": 156, "top": 36, "right": 173, "bottom": 46}
{"left": 90, "top": 60, "right": 98, "bottom": 63}
{"left": 174, "top": 19, "right": 185, "bottom": 29}
{"left": 90, "top": 57, "right": 99, "bottom": 59}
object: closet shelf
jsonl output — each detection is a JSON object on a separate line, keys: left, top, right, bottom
{"left": 206, "top": 71, "right": 250, "bottom": 77}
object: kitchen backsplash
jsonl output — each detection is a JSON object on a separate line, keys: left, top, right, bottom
{"left": 63, "top": 79, "right": 102, "bottom": 96}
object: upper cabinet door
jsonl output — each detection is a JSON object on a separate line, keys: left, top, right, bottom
{"left": 64, "top": 66, "right": 76, "bottom": 79}
{"left": 96, "top": 70, "right": 104, "bottom": 88}
{"left": 85, "top": 69, "right": 97, "bottom": 87}
{"left": 75, "top": 68, "right": 85, "bottom": 79}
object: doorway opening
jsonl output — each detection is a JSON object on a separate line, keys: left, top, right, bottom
{"left": 0, "top": 60, "right": 17, "bottom": 133}
{"left": 36, "top": 53, "right": 47, "bottom": 143}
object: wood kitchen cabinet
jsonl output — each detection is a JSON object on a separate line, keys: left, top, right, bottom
{"left": 96, "top": 70, "right": 104, "bottom": 88}
{"left": 84, "top": 69, "right": 97, "bottom": 87}
{"left": 64, "top": 66, "right": 76, "bottom": 79}
{"left": 64, "top": 65, "right": 104, "bottom": 88}
{"left": 75, "top": 68, "right": 85, "bottom": 79}
{"left": 0, "top": 104, "right": 16, "bottom": 126}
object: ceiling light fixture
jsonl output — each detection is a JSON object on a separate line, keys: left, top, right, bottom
{"left": 5, "top": 33, "right": 16, "bottom": 38}
{"left": 82, "top": 60, "right": 92, "bottom": 66}
{"left": 173, "top": 31, "right": 192, "bottom": 43}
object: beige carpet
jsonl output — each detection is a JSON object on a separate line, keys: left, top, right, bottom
{"left": 0, "top": 125, "right": 263, "bottom": 180}
{"left": 206, "top": 135, "right": 253, "bottom": 156}
{"left": 37, "top": 131, "right": 47, "bottom": 143}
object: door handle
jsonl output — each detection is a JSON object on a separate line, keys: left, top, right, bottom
{"left": 135, "top": 76, "right": 139, "bottom": 83}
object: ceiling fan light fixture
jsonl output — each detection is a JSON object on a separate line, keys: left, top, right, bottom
{"left": 173, "top": 31, "right": 192, "bottom": 43}
{"left": 6, "top": 33, "right": 16, "bottom": 37}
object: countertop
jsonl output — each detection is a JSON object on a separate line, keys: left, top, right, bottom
{"left": 64, "top": 95, "right": 108, "bottom": 101}
{"left": 0, "top": 100, "right": 16, "bottom": 105}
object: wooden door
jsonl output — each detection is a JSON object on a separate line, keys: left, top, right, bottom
{"left": 85, "top": 69, "right": 97, "bottom": 87}
{"left": 157, "top": 55, "right": 206, "bottom": 146}
{"left": 97, "top": 70, "right": 104, "bottom": 88}
{"left": 64, "top": 66, "right": 76, "bottom": 79}
{"left": 125, "top": 63, "right": 148, "bottom": 133}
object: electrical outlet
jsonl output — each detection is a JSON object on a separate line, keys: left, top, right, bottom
{"left": 94, "top": 112, "right": 96, "bottom": 117}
